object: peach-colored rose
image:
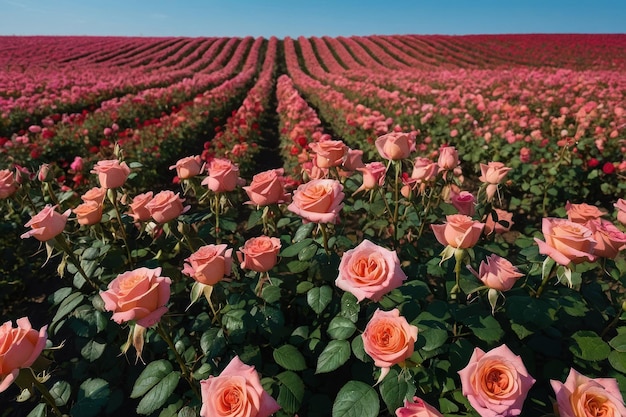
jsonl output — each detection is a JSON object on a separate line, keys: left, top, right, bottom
{"left": 470, "top": 254, "right": 524, "bottom": 291}
{"left": 99, "top": 267, "right": 171, "bottom": 328}
{"left": 73, "top": 201, "right": 103, "bottom": 226}
{"left": 551, "top": 368, "right": 626, "bottom": 417}
{"left": 91, "top": 159, "right": 131, "bottom": 189}
{"left": 451, "top": 190, "right": 475, "bottom": 216}
{"left": 437, "top": 146, "right": 459, "bottom": 170}
{"left": 128, "top": 191, "right": 153, "bottom": 222}
{"left": 396, "top": 397, "right": 443, "bottom": 417}
{"left": 302, "top": 157, "right": 328, "bottom": 181}
{"left": 565, "top": 201, "right": 607, "bottom": 224}
{"left": 484, "top": 208, "right": 514, "bottom": 235}
{"left": 459, "top": 345, "right": 535, "bottom": 417}
{"left": 479, "top": 162, "right": 511, "bottom": 185}
{"left": 431, "top": 214, "right": 484, "bottom": 249}
{"left": 355, "top": 162, "right": 386, "bottom": 194}
{"left": 287, "top": 179, "right": 344, "bottom": 224}
{"left": 243, "top": 168, "right": 290, "bottom": 206}
{"left": 616, "top": 199, "right": 626, "bottom": 225}
{"left": 376, "top": 132, "right": 413, "bottom": 160}
{"left": 362, "top": 309, "right": 418, "bottom": 370}
{"left": 145, "top": 190, "right": 187, "bottom": 223}
{"left": 183, "top": 244, "right": 232, "bottom": 285}
{"left": 336, "top": 239, "right": 407, "bottom": 302}
{"left": 201, "top": 158, "right": 242, "bottom": 193}
{"left": 519, "top": 147, "right": 531, "bottom": 163}
{"left": 0, "top": 169, "right": 17, "bottom": 199}
{"left": 411, "top": 157, "right": 438, "bottom": 183}
{"left": 21, "top": 205, "right": 71, "bottom": 241}
{"left": 586, "top": 219, "right": 626, "bottom": 259}
{"left": 237, "top": 236, "right": 281, "bottom": 273}
{"left": 342, "top": 148, "right": 365, "bottom": 171}
{"left": 169, "top": 155, "right": 203, "bottom": 179}
{"left": 534, "top": 218, "right": 597, "bottom": 266}
{"left": 309, "top": 139, "right": 347, "bottom": 168}
{"left": 200, "top": 355, "right": 280, "bottom": 417}
{"left": 0, "top": 317, "right": 48, "bottom": 393}
{"left": 81, "top": 187, "right": 106, "bottom": 205}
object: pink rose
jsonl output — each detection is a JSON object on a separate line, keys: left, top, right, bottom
{"left": 183, "top": 244, "right": 232, "bottom": 285}
{"left": 376, "top": 132, "right": 413, "bottom": 160}
{"left": 551, "top": 368, "right": 626, "bottom": 417}
{"left": 0, "top": 169, "right": 18, "bottom": 199}
{"left": 287, "top": 179, "right": 344, "bottom": 224}
{"left": 336, "top": 239, "right": 407, "bottom": 302}
{"left": 586, "top": 219, "right": 626, "bottom": 259}
{"left": 128, "top": 191, "right": 154, "bottom": 222}
{"left": 342, "top": 148, "right": 365, "bottom": 171}
{"left": 37, "top": 163, "right": 52, "bottom": 182}
{"left": 169, "top": 155, "right": 204, "bottom": 179}
{"left": 91, "top": 159, "right": 131, "bottom": 189}
{"left": 484, "top": 209, "right": 514, "bottom": 235}
{"left": 243, "top": 168, "right": 290, "bottom": 206}
{"left": 145, "top": 190, "right": 187, "bottom": 223}
{"left": 309, "top": 139, "right": 348, "bottom": 168}
{"left": 362, "top": 309, "right": 418, "bottom": 370}
{"left": 81, "top": 187, "right": 106, "bottom": 205}
{"left": 0, "top": 317, "right": 48, "bottom": 393}
{"left": 21, "top": 205, "right": 71, "bottom": 241}
{"left": 410, "top": 157, "right": 438, "bottom": 183}
{"left": 201, "top": 158, "right": 242, "bottom": 193}
{"left": 479, "top": 162, "right": 511, "bottom": 184}
{"left": 565, "top": 201, "right": 607, "bottom": 224}
{"left": 73, "top": 201, "right": 103, "bottom": 226}
{"left": 237, "top": 236, "right": 281, "bottom": 273}
{"left": 459, "top": 345, "right": 535, "bottom": 417}
{"left": 431, "top": 214, "right": 484, "bottom": 249}
{"left": 200, "top": 355, "right": 280, "bottom": 417}
{"left": 534, "top": 218, "right": 597, "bottom": 266}
{"left": 616, "top": 198, "right": 626, "bottom": 225}
{"left": 450, "top": 190, "right": 476, "bottom": 216}
{"left": 355, "top": 162, "right": 386, "bottom": 193}
{"left": 519, "top": 147, "right": 531, "bottom": 163}
{"left": 437, "top": 146, "right": 459, "bottom": 170}
{"left": 70, "top": 156, "right": 84, "bottom": 172}
{"left": 100, "top": 267, "right": 171, "bottom": 327}
{"left": 396, "top": 397, "right": 443, "bottom": 417}
{"left": 469, "top": 254, "right": 524, "bottom": 291}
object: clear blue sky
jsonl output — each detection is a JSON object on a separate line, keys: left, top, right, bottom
{"left": 1, "top": 0, "right": 624, "bottom": 37}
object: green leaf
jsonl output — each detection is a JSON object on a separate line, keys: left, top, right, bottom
{"left": 136, "top": 372, "right": 180, "bottom": 415}
{"left": 610, "top": 334, "right": 626, "bottom": 352}
{"left": 296, "top": 281, "right": 315, "bottom": 294}
{"left": 380, "top": 368, "right": 410, "bottom": 412}
{"left": 80, "top": 340, "right": 106, "bottom": 362}
{"left": 298, "top": 243, "right": 319, "bottom": 261}
{"left": 418, "top": 325, "right": 449, "bottom": 351}
{"left": 327, "top": 316, "right": 357, "bottom": 340}
{"left": 26, "top": 403, "right": 46, "bottom": 417}
{"left": 281, "top": 238, "right": 314, "bottom": 257}
{"left": 71, "top": 378, "right": 110, "bottom": 417}
{"left": 339, "top": 292, "right": 359, "bottom": 323}
{"left": 277, "top": 371, "right": 305, "bottom": 414}
{"left": 609, "top": 350, "right": 626, "bottom": 373}
{"left": 177, "top": 406, "right": 197, "bottom": 417}
{"left": 261, "top": 284, "right": 281, "bottom": 304}
{"left": 293, "top": 222, "right": 315, "bottom": 242}
{"left": 316, "top": 340, "right": 350, "bottom": 374}
{"left": 51, "top": 292, "right": 85, "bottom": 332}
{"left": 307, "top": 285, "right": 333, "bottom": 315}
{"left": 287, "top": 260, "right": 311, "bottom": 273}
{"left": 50, "top": 380, "right": 72, "bottom": 407}
{"left": 131, "top": 360, "right": 173, "bottom": 398}
{"left": 332, "top": 380, "right": 379, "bottom": 417}
{"left": 462, "top": 314, "right": 504, "bottom": 343}
{"left": 570, "top": 331, "right": 610, "bottom": 361}
{"left": 273, "top": 345, "right": 307, "bottom": 371}
{"left": 351, "top": 334, "right": 368, "bottom": 362}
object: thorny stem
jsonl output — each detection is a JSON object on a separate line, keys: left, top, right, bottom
{"left": 156, "top": 322, "right": 201, "bottom": 401}
{"left": 319, "top": 223, "right": 331, "bottom": 256}
{"left": 19, "top": 368, "right": 65, "bottom": 417}
{"left": 110, "top": 189, "right": 133, "bottom": 267}
{"left": 601, "top": 311, "right": 623, "bottom": 338}
{"left": 392, "top": 161, "right": 401, "bottom": 246}
{"left": 213, "top": 193, "right": 221, "bottom": 243}
{"left": 55, "top": 234, "right": 100, "bottom": 291}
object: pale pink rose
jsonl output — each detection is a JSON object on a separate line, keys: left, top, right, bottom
{"left": 100, "top": 267, "right": 171, "bottom": 328}
{"left": 551, "top": 368, "right": 626, "bottom": 417}
{"left": 200, "top": 356, "right": 280, "bottom": 417}
{"left": 410, "top": 157, "right": 438, "bottom": 183}
{"left": 469, "top": 254, "right": 524, "bottom": 291}
{"left": 243, "top": 168, "right": 290, "bottom": 206}
{"left": 484, "top": 209, "right": 514, "bottom": 235}
{"left": 37, "top": 163, "right": 52, "bottom": 182}
{"left": 437, "top": 146, "right": 459, "bottom": 170}
{"left": 0, "top": 169, "right": 17, "bottom": 199}
{"left": 28, "top": 125, "right": 42, "bottom": 133}
{"left": 616, "top": 198, "right": 626, "bottom": 225}
{"left": 73, "top": 201, "right": 103, "bottom": 226}
{"left": 287, "top": 179, "right": 344, "bottom": 224}
{"left": 91, "top": 159, "right": 131, "bottom": 189}
{"left": 479, "top": 162, "right": 511, "bottom": 184}
{"left": 519, "top": 147, "right": 531, "bottom": 163}
{"left": 169, "top": 155, "right": 203, "bottom": 179}
{"left": 302, "top": 158, "right": 328, "bottom": 180}
{"left": 336, "top": 239, "right": 407, "bottom": 302}
{"left": 362, "top": 309, "right": 418, "bottom": 370}
{"left": 183, "top": 244, "right": 232, "bottom": 286}
{"left": 459, "top": 345, "right": 535, "bottom": 417}
{"left": 309, "top": 140, "right": 348, "bottom": 168}
{"left": 534, "top": 218, "right": 597, "bottom": 266}
{"left": 201, "top": 158, "right": 242, "bottom": 193}
{"left": 586, "top": 219, "right": 626, "bottom": 259}
{"left": 565, "top": 201, "right": 607, "bottom": 224}
{"left": 396, "top": 397, "right": 443, "bottom": 417}
{"left": 0, "top": 317, "right": 48, "bottom": 393}
{"left": 70, "top": 156, "right": 84, "bottom": 172}
{"left": 81, "top": 187, "right": 106, "bottom": 205}
{"left": 450, "top": 190, "right": 476, "bottom": 216}
{"left": 376, "top": 132, "right": 413, "bottom": 160}
{"left": 355, "top": 162, "right": 386, "bottom": 193}
{"left": 145, "top": 190, "right": 187, "bottom": 223}
{"left": 21, "top": 205, "right": 71, "bottom": 241}
{"left": 431, "top": 214, "right": 484, "bottom": 249}
{"left": 128, "top": 191, "right": 154, "bottom": 222}
{"left": 237, "top": 236, "right": 281, "bottom": 273}
{"left": 342, "top": 148, "right": 365, "bottom": 171}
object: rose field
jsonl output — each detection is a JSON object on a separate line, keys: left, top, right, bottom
{"left": 1, "top": 33, "right": 626, "bottom": 417}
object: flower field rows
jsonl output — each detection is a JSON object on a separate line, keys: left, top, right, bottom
{"left": 1, "top": 34, "right": 626, "bottom": 417}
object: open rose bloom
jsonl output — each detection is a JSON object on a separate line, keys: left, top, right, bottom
{"left": 309, "top": 139, "right": 348, "bottom": 168}
{"left": 91, "top": 159, "right": 131, "bottom": 189}
{"left": 431, "top": 214, "right": 484, "bottom": 249}
{"left": 169, "top": 155, "right": 204, "bottom": 179}
{"left": 375, "top": 132, "right": 414, "bottom": 160}
{"left": 0, "top": 169, "right": 18, "bottom": 199}
{"left": 237, "top": 236, "right": 281, "bottom": 273}
{"left": 565, "top": 201, "right": 607, "bottom": 224}
{"left": 243, "top": 168, "right": 290, "bottom": 206}
{"left": 20, "top": 205, "right": 71, "bottom": 241}
{"left": 200, "top": 355, "right": 280, "bottom": 417}
{"left": 202, "top": 158, "right": 242, "bottom": 193}
{"left": 470, "top": 254, "right": 524, "bottom": 292}
{"left": 534, "top": 217, "right": 597, "bottom": 266}
{"left": 0, "top": 317, "right": 48, "bottom": 393}
{"left": 183, "top": 244, "right": 232, "bottom": 285}
{"left": 287, "top": 178, "right": 344, "bottom": 224}
{"left": 459, "top": 345, "right": 535, "bottom": 417}
{"left": 145, "top": 190, "right": 188, "bottom": 223}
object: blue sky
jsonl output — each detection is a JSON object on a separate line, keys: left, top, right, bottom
{"left": 0, "top": 0, "right": 624, "bottom": 37}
